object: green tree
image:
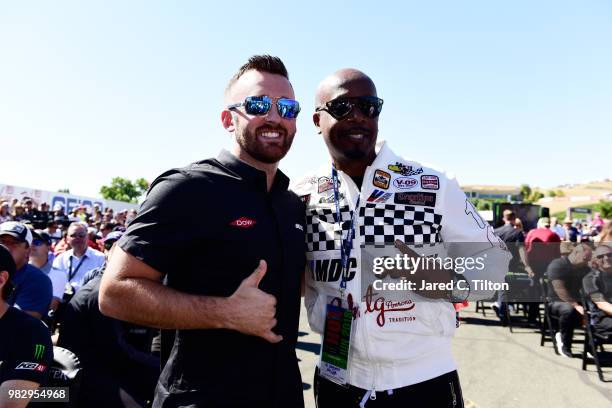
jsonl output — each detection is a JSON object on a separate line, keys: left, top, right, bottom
{"left": 100, "top": 177, "right": 149, "bottom": 203}
{"left": 547, "top": 190, "right": 557, "bottom": 197}
{"left": 599, "top": 200, "right": 612, "bottom": 219}
{"left": 556, "top": 189, "right": 565, "bottom": 197}
{"left": 519, "top": 184, "right": 532, "bottom": 201}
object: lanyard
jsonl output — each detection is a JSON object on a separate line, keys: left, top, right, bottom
{"left": 68, "top": 254, "right": 86, "bottom": 281}
{"left": 331, "top": 166, "right": 360, "bottom": 299}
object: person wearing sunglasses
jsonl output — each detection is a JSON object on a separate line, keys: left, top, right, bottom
{"left": 582, "top": 244, "right": 612, "bottom": 341}
{"left": 294, "top": 69, "right": 510, "bottom": 407}
{"left": 29, "top": 230, "right": 54, "bottom": 276}
{"left": 0, "top": 222, "right": 52, "bottom": 320}
{"left": 99, "top": 55, "right": 306, "bottom": 407}
{"left": 48, "top": 222, "right": 105, "bottom": 305}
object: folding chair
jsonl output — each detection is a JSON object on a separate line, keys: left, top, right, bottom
{"left": 580, "top": 290, "right": 611, "bottom": 382}
{"left": 503, "top": 273, "right": 538, "bottom": 333}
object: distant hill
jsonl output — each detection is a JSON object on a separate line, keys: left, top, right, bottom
{"left": 536, "top": 180, "right": 612, "bottom": 214}
{"left": 461, "top": 180, "right": 612, "bottom": 214}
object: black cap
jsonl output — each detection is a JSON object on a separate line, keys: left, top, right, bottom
{"left": 32, "top": 230, "right": 52, "bottom": 246}
{"left": 0, "top": 244, "right": 16, "bottom": 277}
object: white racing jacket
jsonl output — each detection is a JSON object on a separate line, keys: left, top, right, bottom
{"left": 293, "top": 141, "right": 510, "bottom": 392}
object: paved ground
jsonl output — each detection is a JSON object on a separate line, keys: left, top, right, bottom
{"left": 296, "top": 302, "right": 612, "bottom": 408}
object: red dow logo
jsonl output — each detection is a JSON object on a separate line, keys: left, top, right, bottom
{"left": 230, "top": 217, "right": 257, "bottom": 228}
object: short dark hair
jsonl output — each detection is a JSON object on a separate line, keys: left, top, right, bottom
{"left": 225, "top": 55, "right": 289, "bottom": 95}
{"left": 503, "top": 209, "right": 516, "bottom": 221}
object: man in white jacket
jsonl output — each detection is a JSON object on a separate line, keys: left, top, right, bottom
{"left": 294, "top": 68, "right": 510, "bottom": 407}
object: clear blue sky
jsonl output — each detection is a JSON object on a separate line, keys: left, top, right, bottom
{"left": 1, "top": 1, "right": 611, "bottom": 198}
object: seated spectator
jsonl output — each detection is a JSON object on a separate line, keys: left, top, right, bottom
{"left": 563, "top": 218, "right": 580, "bottom": 242}
{"left": 114, "top": 209, "right": 128, "bottom": 226}
{"left": 0, "top": 201, "right": 12, "bottom": 223}
{"left": 594, "top": 221, "right": 611, "bottom": 244}
{"left": 29, "top": 230, "right": 54, "bottom": 275}
{"left": 550, "top": 217, "right": 565, "bottom": 240}
{"left": 52, "top": 230, "right": 70, "bottom": 257}
{"left": 58, "top": 235, "right": 159, "bottom": 407}
{"left": 524, "top": 217, "right": 561, "bottom": 324}
{"left": 86, "top": 227, "right": 102, "bottom": 251}
{"left": 546, "top": 243, "right": 592, "bottom": 357}
{"left": 82, "top": 231, "right": 123, "bottom": 286}
{"left": 0, "top": 244, "right": 54, "bottom": 408}
{"left": 582, "top": 244, "right": 612, "bottom": 341}
{"left": 514, "top": 217, "right": 524, "bottom": 232}
{"left": 21, "top": 199, "right": 37, "bottom": 224}
{"left": 126, "top": 208, "right": 137, "bottom": 225}
{"left": 11, "top": 204, "right": 25, "bottom": 222}
{"left": 592, "top": 212, "right": 605, "bottom": 228}
{"left": 52, "top": 203, "right": 71, "bottom": 230}
{"left": 493, "top": 210, "right": 526, "bottom": 322}
{"left": 48, "top": 222, "right": 105, "bottom": 302}
{"left": 0, "top": 222, "right": 53, "bottom": 319}
{"left": 44, "top": 220, "right": 62, "bottom": 245}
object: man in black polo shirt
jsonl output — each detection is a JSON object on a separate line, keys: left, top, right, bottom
{"left": 1, "top": 244, "right": 53, "bottom": 408}
{"left": 100, "top": 55, "right": 306, "bottom": 407}
{"left": 546, "top": 243, "right": 592, "bottom": 357}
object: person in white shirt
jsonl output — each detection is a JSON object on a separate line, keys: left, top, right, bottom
{"left": 294, "top": 68, "right": 510, "bottom": 407}
{"left": 48, "top": 222, "right": 105, "bottom": 305}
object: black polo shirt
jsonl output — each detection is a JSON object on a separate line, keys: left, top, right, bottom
{"left": 546, "top": 256, "right": 589, "bottom": 302}
{"left": 119, "top": 150, "right": 306, "bottom": 407}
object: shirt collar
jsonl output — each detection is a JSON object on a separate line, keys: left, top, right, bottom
{"left": 215, "top": 149, "right": 290, "bottom": 193}
{"left": 70, "top": 247, "right": 89, "bottom": 260}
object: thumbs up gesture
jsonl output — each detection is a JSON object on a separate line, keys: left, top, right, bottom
{"left": 227, "top": 260, "right": 283, "bottom": 343}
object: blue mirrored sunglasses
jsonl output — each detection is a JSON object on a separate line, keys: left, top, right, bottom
{"left": 228, "top": 96, "right": 300, "bottom": 119}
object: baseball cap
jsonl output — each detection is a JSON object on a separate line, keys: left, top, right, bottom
{"left": 104, "top": 231, "right": 124, "bottom": 243}
{"left": 32, "top": 229, "right": 52, "bottom": 246}
{"left": 0, "top": 244, "right": 16, "bottom": 277}
{"left": 0, "top": 221, "right": 33, "bottom": 246}
{"left": 538, "top": 217, "right": 551, "bottom": 227}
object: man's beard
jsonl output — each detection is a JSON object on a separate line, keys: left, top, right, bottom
{"left": 236, "top": 124, "right": 294, "bottom": 164}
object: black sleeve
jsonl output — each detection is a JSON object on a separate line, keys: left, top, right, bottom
{"left": 1, "top": 317, "right": 53, "bottom": 384}
{"left": 546, "top": 259, "right": 566, "bottom": 281}
{"left": 56, "top": 289, "right": 89, "bottom": 365}
{"left": 583, "top": 271, "right": 604, "bottom": 303}
{"left": 118, "top": 169, "right": 207, "bottom": 276}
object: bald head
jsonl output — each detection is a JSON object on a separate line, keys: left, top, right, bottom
{"left": 315, "top": 68, "right": 377, "bottom": 106}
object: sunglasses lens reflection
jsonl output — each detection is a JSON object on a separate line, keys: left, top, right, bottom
{"left": 277, "top": 99, "right": 300, "bottom": 119}
{"left": 244, "top": 96, "right": 272, "bottom": 115}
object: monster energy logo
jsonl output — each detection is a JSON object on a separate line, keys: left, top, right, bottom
{"left": 34, "top": 344, "right": 45, "bottom": 359}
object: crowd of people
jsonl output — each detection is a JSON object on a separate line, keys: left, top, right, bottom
{"left": 0, "top": 200, "right": 158, "bottom": 407}
{"left": 492, "top": 209, "right": 612, "bottom": 361}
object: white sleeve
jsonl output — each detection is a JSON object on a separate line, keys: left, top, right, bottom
{"left": 49, "top": 258, "right": 68, "bottom": 300}
{"left": 440, "top": 175, "right": 511, "bottom": 300}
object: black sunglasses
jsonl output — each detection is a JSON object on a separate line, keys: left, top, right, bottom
{"left": 227, "top": 96, "right": 300, "bottom": 119}
{"left": 69, "top": 232, "right": 87, "bottom": 238}
{"left": 596, "top": 253, "right": 612, "bottom": 260}
{"left": 316, "top": 96, "right": 384, "bottom": 120}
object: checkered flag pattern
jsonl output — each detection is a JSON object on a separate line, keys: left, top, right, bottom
{"left": 306, "top": 205, "right": 355, "bottom": 251}
{"left": 359, "top": 203, "right": 442, "bottom": 245}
